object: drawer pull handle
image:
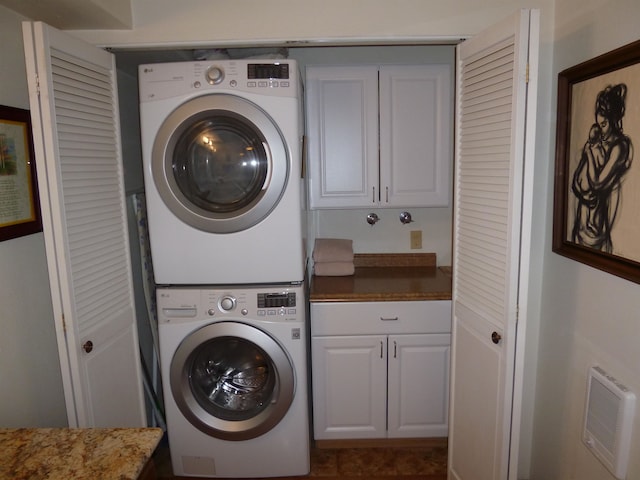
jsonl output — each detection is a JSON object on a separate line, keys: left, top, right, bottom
{"left": 380, "top": 316, "right": 399, "bottom": 321}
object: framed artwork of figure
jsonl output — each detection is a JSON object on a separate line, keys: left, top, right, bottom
{"left": 553, "top": 39, "right": 640, "bottom": 283}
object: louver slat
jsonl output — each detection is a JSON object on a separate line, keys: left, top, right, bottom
{"left": 50, "top": 48, "right": 129, "bottom": 335}
{"left": 455, "top": 37, "right": 515, "bottom": 325}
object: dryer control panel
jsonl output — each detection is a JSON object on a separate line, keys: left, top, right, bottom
{"left": 247, "top": 63, "right": 290, "bottom": 80}
{"left": 139, "top": 59, "right": 299, "bottom": 102}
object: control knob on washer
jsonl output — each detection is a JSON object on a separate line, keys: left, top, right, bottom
{"left": 219, "top": 295, "right": 236, "bottom": 311}
{"left": 205, "top": 66, "right": 224, "bottom": 85}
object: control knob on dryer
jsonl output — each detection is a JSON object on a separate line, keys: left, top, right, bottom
{"left": 219, "top": 295, "right": 236, "bottom": 312}
{"left": 205, "top": 66, "right": 224, "bottom": 85}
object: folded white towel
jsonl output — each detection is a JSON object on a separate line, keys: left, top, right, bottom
{"left": 312, "top": 238, "right": 354, "bottom": 263}
{"left": 314, "top": 261, "right": 355, "bottom": 276}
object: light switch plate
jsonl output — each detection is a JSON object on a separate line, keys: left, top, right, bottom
{"left": 410, "top": 230, "right": 422, "bottom": 249}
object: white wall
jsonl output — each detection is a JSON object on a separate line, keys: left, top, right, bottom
{"left": 531, "top": 0, "right": 640, "bottom": 478}
{"left": 0, "top": 5, "right": 67, "bottom": 427}
{"left": 70, "top": 0, "right": 540, "bottom": 47}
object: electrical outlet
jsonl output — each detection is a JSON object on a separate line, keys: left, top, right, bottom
{"left": 410, "top": 230, "right": 422, "bottom": 249}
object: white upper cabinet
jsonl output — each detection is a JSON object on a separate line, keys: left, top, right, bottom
{"left": 379, "top": 65, "right": 452, "bottom": 207}
{"left": 306, "top": 64, "right": 452, "bottom": 209}
{"left": 306, "top": 65, "right": 379, "bottom": 209}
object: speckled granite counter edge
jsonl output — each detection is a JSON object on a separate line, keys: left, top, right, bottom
{"left": 0, "top": 427, "right": 163, "bottom": 480}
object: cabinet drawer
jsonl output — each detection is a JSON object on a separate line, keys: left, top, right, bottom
{"left": 311, "top": 300, "right": 451, "bottom": 336}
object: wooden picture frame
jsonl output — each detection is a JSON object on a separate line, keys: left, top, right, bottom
{"left": 0, "top": 105, "right": 42, "bottom": 241}
{"left": 553, "top": 39, "right": 640, "bottom": 283}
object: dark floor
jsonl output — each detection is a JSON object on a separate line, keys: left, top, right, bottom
{"left": 151, "top": 436, "right": 448, "bottom": 479}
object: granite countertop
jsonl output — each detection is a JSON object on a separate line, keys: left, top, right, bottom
{"left": 310, "top": 253, "right": 452, "bottom": 302}
{"left": 0, "top": 427, "right": 163, "bottom": 480}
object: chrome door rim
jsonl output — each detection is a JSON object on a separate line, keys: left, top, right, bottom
{"left": 170, "top": 321, "right": 295, "bottom": 440}
{"left": 152, "top": 94, "right": 289, "bottom": 233}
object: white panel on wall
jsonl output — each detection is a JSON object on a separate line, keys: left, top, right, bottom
{"left": 583, "top": 366, "right": 636, "bottom": 480}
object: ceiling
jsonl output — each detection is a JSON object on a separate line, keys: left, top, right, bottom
{"left": 0, "top": 0, "right": 132, "bottom": 29}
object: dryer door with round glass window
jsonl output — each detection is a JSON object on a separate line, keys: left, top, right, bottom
{"left": 152, "top": 94, "right": 289, "bottom": 233}
{"left": 170, "top": 321, "right": 295, "bottom": 440}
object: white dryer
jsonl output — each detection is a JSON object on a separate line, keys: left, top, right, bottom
{"left": 157, "top": 283, "right": 310, "bottom": 478}
{"left": 139, "top": 60, "right": 305, "bottom": 285}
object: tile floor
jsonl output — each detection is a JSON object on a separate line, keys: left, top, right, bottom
{"left": 151, "top": 436, "right": 448, "bottom": 479}
{"left": 307, "top": 445, "right": 448, "bottom": 478}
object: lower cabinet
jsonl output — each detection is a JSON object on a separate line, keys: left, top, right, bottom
{"left": 310, "top": 301, "right": 451, "bottom": 440}
{"left": 312, "top": 335, "right": 388, "bottom": 439}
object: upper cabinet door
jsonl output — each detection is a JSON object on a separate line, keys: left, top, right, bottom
{"left": 379, "top": 65, "right": 452, "bottom": 207}
{"left": 306, "top": 65, "right": 379, "bottom": 209}
{"left": 22, "top": 21, "right": 146, "bottom": 428}
{"left": 306, "top": 63, "right": 452, "bottom": 209}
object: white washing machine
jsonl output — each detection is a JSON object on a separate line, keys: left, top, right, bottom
{"left": 139, "top": 60, "right": 305, "bottom": 285}
{"left": 157, "top": 283, "right": 310, "bottom": 478}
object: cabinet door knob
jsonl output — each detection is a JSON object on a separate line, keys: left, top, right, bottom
{"left": 491, "top": 331, "right": 502, "bottom": 344}
{"left": 82, "top": 340, "right": 94, "bottom": 353}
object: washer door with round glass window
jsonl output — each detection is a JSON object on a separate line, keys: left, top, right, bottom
{"left": 170, "top": 321, "right": 295, "bottom": 441}
{"left": 152, "top": 94, "right": 289, "bottom": 234}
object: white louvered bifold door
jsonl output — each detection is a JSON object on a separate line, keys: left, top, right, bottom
{"left": 22, "top": 21, "right": 145, "bottom": 427}
{"left": 448, "top": 10, "right": 538, "bottom": 480}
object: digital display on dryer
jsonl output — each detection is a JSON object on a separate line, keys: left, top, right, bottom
{"left": 247, "top": 63, "right": 290, "bottom": 79}
{"left": 257, "top": 292, "right": 296, "bottom": 308}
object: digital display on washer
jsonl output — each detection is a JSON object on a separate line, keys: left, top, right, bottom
{"left": 247, "top": 63, "right": 290, "bottom": 79}
{"left": 257, "top": 292, "right": 296, "bottom": 308}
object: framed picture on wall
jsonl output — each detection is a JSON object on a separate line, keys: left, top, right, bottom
{"left": 553, "top": 39, "right": 640, "bottom": 284}
{"left": 0, "top": 105, "right": 42, "bottom": 241}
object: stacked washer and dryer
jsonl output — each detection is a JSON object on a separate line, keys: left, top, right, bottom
{"left": 139, "top": 59, "right": 309, "bottom": 478}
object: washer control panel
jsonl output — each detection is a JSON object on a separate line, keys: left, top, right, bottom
{"left": 258, "top": 292, "right": 296, "bottom": 308}
{"left": 157, "top": 284, "right": 303, "bottom": 323}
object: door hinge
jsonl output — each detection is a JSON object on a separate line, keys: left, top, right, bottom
{"left": 61, "top": 313, "right": 66, "bottom": 332}
{"left": 35, "top": 74, "right": 41, "bottom": 96}
{"left": 525, "top": 63, "right": 529, "bottom": 84}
